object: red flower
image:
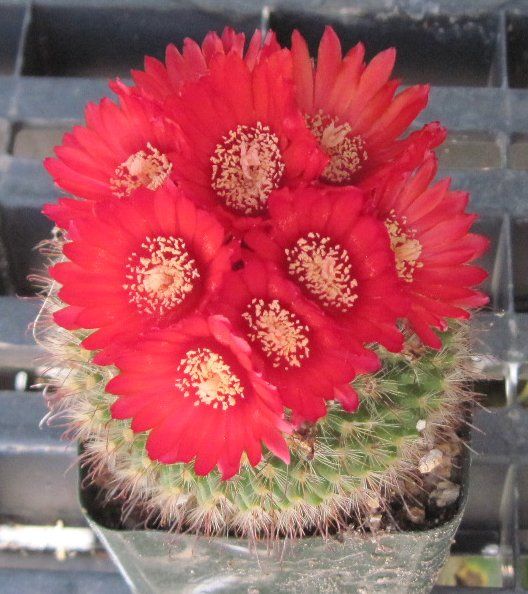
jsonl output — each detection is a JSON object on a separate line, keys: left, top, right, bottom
{"left": 290, "top": 26, "right": 443, "bottom": 185}
{"left": 164, "top": 50, "right": 327, "bottom": 229}
{"left": 122, "top": 27, "right": 281, "bottom": 104}
{"left": 106, "top": 315, "right": 291, "bottom": 479}
{"left": 362, "top": 152, "right": 489, "bottom": 348}
{"left": 212, "top": 258, "right": 379, "bottom": 421}
{"left": 44, "top": 92, "right": 181, "bottom": 203}
{"left": 246, "top": 185, "right": 407, "bottom": 352}
{"left": 47, "top": 183, "right": 232, "bottom": 360}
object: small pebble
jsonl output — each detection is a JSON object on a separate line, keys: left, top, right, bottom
{"left": 432, "top": 480, "right": 460, "bottom": 507}
{"left": 419, "top": 448, "right": 443, "bottom": 473}
{"left": 369, "top": 513, "right": 383, "bottom": 532}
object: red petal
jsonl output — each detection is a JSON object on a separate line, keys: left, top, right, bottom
{"left": 334, "top": 384, "right": 360, "bottom": 412}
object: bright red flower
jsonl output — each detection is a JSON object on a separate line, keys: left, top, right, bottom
{"left": 47, "top": 183, "right": 232, "bottom": 361}
{"left": 290, "top": 26, "right": 443, "bottom": 185}
{"left": 44, "top": 92, "right": 181, "bottom": 203}
{"left": 212, "top": 258, "right": 379, "bottom": 421}
{"left": 106, "top": 315, "right": 291, "bottom": 479}
{"left": 362, "top": 152, "right": 489, "bottom": 348}
{"left": 164, "top": 50, "right": 327, "bottom": 229}
{"left": 245, "top": 185, "right": 408, "bottom": 353}
{"left": 122, "top": 27, "right": 281, "bottom": 104}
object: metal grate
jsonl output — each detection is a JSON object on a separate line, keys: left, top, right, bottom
{"left": 1, "top": 1, "right": 527, "bottom": 592}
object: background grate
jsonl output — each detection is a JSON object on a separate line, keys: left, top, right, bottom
{"left": 1, "top": 0, "right": 527, "bottom": 592}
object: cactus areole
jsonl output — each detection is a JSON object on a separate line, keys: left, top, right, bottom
{"left": 36, "top": 25, "right": 488, "bottom": 593}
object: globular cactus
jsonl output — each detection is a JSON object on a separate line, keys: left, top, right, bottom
{"left": 36, "top": 273, "right": 474, "bottom": 538}
{"left": 35, "top": 25, "right": 487, "bottom": 543}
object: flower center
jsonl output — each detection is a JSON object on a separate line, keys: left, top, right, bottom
{"left": 307, "top": 111, "right": 368, "bottom": 184}
{"left": 210, "top": 122, "right": 285, "bottom": 216}
{"left": 124, "top": 236, "right": 200, "bottom": 316}
{"left": 175, "top": 348, "right": 244, "bottom": 410}
{"left": 285, "top": 232, "right": 359, "bottom": 312}
{"left": 242, "top": 299, "right": 310, "bottom": 370}
{"left": 110, "top": 143, "right": 172, "bottom": 198}
{"left": 384, "top": 211, "right": 423, "bottom": 283}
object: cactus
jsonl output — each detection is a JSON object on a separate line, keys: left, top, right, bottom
{"left": 34, "top": 26, "right": 486, "bottom": 544}
{"left": 36, "top": 258, "right": 474, "bottom": 538}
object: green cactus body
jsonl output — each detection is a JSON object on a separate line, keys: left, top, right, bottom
{"left": 36, "top": 271, "right": 474, "bottom": 538}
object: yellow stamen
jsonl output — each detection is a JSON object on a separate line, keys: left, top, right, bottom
{"left": 211, "top": 122, "right": 285, "bottom": 215}
{"left": 110, "top": 143, "right": 172, "bottom": 198}
{"left": 175, "top": 348, "right": 244, "bottom": 410}
{"left": 307, "top": 110, "right": 367, "bottom": 184}
{"left": 285, "top": 232, "right": 358, "bottom": 312}
{"left": 242, "top": 299, "right": 310, "bottom": 370}
{"left": 124, "top": 236, "right": 199, "bottom": 316}
{"left": 385, "top": 210, "right": 424, "bottom": 282}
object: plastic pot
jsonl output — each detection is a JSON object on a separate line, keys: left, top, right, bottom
{"left": 80, "top": 449, "right": 469, "bottom": 594}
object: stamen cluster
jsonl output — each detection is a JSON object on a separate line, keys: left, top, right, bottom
{"left": 211, "top": 123, "right": 285, "bottom": 215}
{"left": 285, "top": 233, "right": 359, "bottom": 312}
{"left": 176, "top": 347, "right": 244, "bottom": 410}
{"left": 110, "top": 143, "right": 173, "bottom": 198}
{"left": 307, "top": 111, "right": 368, "bottom": 184}
{"left": 242, "top": 299, "right": 310, "bottom": 370}
{"left": 124, "top": 236, "right": 199, "bottom": 316}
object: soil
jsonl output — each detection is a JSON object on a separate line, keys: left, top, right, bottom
{"left": 370, "top": 437, "right": 466, "bottom": 534}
